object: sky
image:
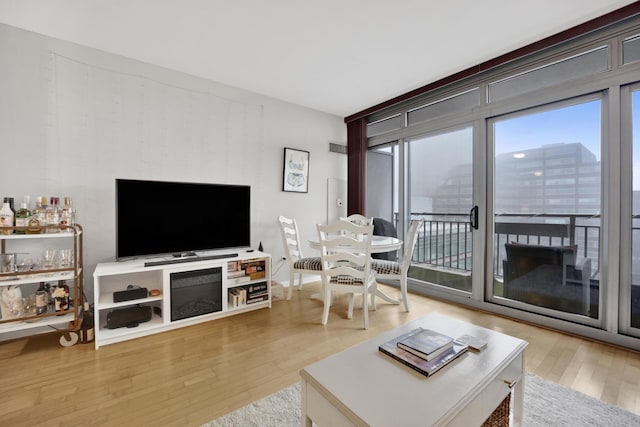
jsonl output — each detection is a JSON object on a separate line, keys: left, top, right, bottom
{"left": 494, "top": 99, "right": 602, "bottom": 160}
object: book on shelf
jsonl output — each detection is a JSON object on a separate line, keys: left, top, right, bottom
{"left": 227, "top": 260, "right": 240, "bottom": 272}
{"left": 247, "top": 295, "right": 268, "bottom": 304}
{"left": 396, "top": 327, "right": 454, "bottom": 361}
{"left": 249, "top": 271, "right": 266, "bottom": 280}
{"left": 228, "top": 287, "right": 247, "bottom": 307}
{"left": 379, "top": 330, "right": 468, "bottom": 377}
{"left": 227, "top": 270, "right": 246, "bottom": 279}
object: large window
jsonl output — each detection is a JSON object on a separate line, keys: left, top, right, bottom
{"left": 630, "top": 89, "right": 640, "bottom": 330}
{"left": 492, "top": 99, "right": 601, "bottom": 320}
{"left": 358, "top": 17, "right": 640, "bottom": 349}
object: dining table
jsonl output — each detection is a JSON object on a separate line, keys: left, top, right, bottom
{"left": 307, "top": 235, "right": 403, "bottom": 305}
{"left": 307, "top": 235, "right": 402, "bottom": 253}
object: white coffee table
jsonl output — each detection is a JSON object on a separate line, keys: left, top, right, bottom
{"left": 300, "top": 313, "right": 528, "bottom": 426}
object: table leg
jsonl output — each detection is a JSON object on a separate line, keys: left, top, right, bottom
{"left": 512, "top": 354, "right": 525, "bottom": 426}
{"left": 301, "top": 380, "right": 312, "bottom": 427}
{"left": 374, "top": 288, "right": 401, "bottom": 305}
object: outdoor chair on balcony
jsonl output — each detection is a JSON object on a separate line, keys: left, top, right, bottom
{"left": 372, "top": 217, "right": 398, "bottom": 261}
{"left": 502, "top": 242, "right": 592, "bottom": 316}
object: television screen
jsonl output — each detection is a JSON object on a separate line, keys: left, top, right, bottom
{"left": 116, "top": 179, "right": 250, "bottom": 259}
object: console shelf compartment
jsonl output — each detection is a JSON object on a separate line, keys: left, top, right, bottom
{"left": 93, "top": 250, "right": 271, "bottom": 349}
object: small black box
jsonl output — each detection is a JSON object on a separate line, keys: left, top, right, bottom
{"left": 113, "top": 287, "right": 148, "bottom": 302}
{"left": 106, "top": 305, "right": 152, "bottom": 329}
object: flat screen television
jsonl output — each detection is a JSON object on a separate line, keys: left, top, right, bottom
{"left": 116, "top": 179, "right": 250, "bottom": 259}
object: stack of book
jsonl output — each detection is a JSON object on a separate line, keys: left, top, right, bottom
{"left": 379, "top": 327, "right": 469, "bottom": 377}
{"left": 246, "top": 282, "right": 268, "bottom": 304}
{"left": 228, "top": 287, "right": 247, "bottom": 308}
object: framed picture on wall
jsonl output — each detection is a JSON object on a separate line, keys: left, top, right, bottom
{"left": 283, "top": 147, "right": 310, "bottom": 193}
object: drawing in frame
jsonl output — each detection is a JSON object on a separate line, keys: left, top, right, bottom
{"left": 283, "top": 147, "right": 310, "bottom": 193}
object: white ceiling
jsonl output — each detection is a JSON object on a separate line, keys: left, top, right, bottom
{"left": 0, "top": 1, "right": 636, "bottom": 117}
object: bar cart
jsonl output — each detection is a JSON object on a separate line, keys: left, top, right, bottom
{"left": 0, "top": 224, "right": 84, "bottom": 346}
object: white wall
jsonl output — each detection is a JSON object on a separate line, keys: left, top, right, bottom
{"left": 0, "top": 24, "right": 347, "bottom": 300}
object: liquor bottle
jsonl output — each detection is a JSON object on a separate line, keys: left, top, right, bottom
{"left": 5, "top": 197, "right": 14, "bottom": 214}
{"left": 14, "top": 196, "right": 31, "bottom": 234}
{"left": 35, "top": 282, "right": 48, "bottom": 314}
{"left": 60, "top": 197, "right": 76, "bottom": 232}
{"left": 79, "top": 302, "right": 94, "bottom": 344}
{"left": 0, "top": 198, "right": 14, "bottom": 235}
{"left": 46, "top": 196, "right": 60, "bottom": 233}
{"left": 45, "top": 282, "right": 54, "bottom": 312}
{"left": 27, "top": 196, "right": 46, "bottom": 234}
{"left": 53, "top": 280, "right": 70, "bottom": 311}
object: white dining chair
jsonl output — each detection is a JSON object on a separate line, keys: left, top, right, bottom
{"left": 317, "top": 219, "right": 376, "bottom": 329}
{"left": 278, "top": 216, "right": 322, "bottom": 300}
{"left": 370, "top": 220, "right": 423, "bottom": 312}
{"left": 342, "top": 214, "right": 372, "bottom": 226}
{"left": 341, "top": 214, "right": 373, "bottom": 241}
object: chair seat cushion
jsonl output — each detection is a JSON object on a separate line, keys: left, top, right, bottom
{"left": 294, "top": 257, "right": 322, "bottom": 270}
{"left": 371, "top": 259, "right": 401, "bottom": 275}
{"left": 330, "top": 275, "right": 365, "bottom": 285}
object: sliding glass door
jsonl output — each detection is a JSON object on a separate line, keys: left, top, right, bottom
{"left": 490, "top": 97, "right": 601, "bottom": 321}
{"left": 621, "top": 84, "right": 640, "bottom": 336}
{"left": 406, "top": 126, "right": 475, "bottom": 294}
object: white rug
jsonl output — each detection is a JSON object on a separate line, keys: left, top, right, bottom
{"left": 203, "top": 374, "right": 640, "bottom": 426}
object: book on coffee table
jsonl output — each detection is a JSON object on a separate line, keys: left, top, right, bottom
{"left": 379, "top": 329, "right": 468, "bottom": 377}
{"left": 396, "top": 327, "right": 454, "bottom": 361}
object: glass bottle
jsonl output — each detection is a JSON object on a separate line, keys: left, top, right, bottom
{"left": 35, "top": 282, "right": 48, "bottom": 315}
{"left": 60, "top": 197, "right": 76, "bottom": 232}
{"left": 53, "top": 280, "right": 69, "bottom": 311}
{"left": 46, "top": 196, "right": 60, "bottom": 233}
{"left": 14, "top": 196, "right": 31, "bottom": 235}
{"left": 45, "top": 282, "right": 54, "bottom": 312}
{"left": 79, "top": 302, "right": 94, "bottom": 344}
{"left": 0, "top": 199, "right": 14, "bottom": 235}
{"left": 27, "top": 196, "right": 46, "bottom": 234}
{"left": 5, "top": 197, "right": 14, "bottom": 214}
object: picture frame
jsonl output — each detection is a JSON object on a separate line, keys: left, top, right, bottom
{"left": 283, "top": 147, "right": 310, "bottom": 193}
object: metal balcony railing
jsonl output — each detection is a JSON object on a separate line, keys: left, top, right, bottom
{"left": 405, "top": 212, "right": 601, "bottom": 278}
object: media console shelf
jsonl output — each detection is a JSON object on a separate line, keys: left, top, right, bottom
{"left": 92, "top": 250, "right": 271, "bottom": 349}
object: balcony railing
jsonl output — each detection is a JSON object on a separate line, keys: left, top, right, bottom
{"left": 409, "top": 212, "right": 473, "bottom": 272}
{"left": 406, "top": 212, "right": 601, "bottom": 278}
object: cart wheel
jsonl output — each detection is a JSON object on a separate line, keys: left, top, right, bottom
{"left": 59, "top": 332, "right": 79, "bottom": 347}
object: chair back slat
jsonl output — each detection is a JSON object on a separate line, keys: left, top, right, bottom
{"left": 317, "top": 220, "right": 374, "bottom": 280}
{"left": 278, "top": 215, "right": 305, "bottom": 262}
{"left": 316, "top": 219, "right": 377, "bottom": 329}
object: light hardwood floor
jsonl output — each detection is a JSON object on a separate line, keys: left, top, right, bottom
{"left": 1, "top": 281, "right": 639, "bottom": 426}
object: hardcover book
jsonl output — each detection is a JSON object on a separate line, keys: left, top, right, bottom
{"left": 379, "top": 330, "right": 468, "bottom": 377}
{"left": 397, "top": 327, "right": 454, "bottom": 361}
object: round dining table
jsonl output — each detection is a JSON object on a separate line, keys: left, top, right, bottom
{"left": 307, "top": 235, "right": 402, "bottom": 253}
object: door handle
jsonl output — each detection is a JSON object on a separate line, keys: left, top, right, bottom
{"left": 469, "top": 206, "right": 479, "bottom": 230}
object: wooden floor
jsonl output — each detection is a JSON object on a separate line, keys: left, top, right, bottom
{"left": 1, "top": 281, "right": 640, "bottom": 426}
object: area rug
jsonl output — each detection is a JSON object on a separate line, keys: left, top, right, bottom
{"left": 203, "top": 374, "right": 640, "bottom": 426}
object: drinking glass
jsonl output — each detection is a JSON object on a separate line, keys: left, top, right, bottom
{"left": 58, "top": 249, "right": 73, "bottom": 268}
{"left": 43, "top": 250, "right": 57, "bottom": 269}
{"left": 1, "top": 253, "right": 16, "bottom": 273}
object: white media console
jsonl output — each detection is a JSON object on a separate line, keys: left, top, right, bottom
{"left": 92, "top": 250, "right": 271, "bottom": 349}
